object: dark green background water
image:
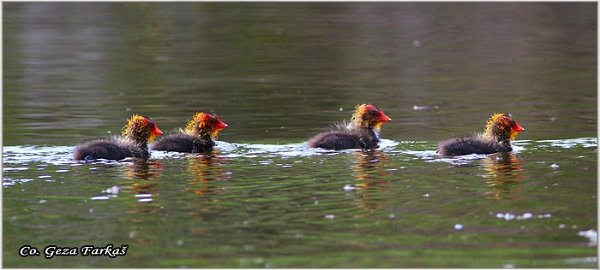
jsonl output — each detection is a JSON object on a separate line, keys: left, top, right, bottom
{"left": 3, "top": 2, "right": 597, "bottom": 268}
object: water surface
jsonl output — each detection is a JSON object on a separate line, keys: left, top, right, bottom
{"left": 3, "top": 2, "right": 597, "bottom": 268}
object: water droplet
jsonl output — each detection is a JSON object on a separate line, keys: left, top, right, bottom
{"left": 343, "top": 185, "right": 356, "bottom": 191}
{"left": 454, "top": 224, "right": 464, "bottom": 231}
{"left": 39, "top": 199, "right": 47, "bottom": 204}
{"left": 577, "top": 229, "right": 598, "bottom": 247}
{"left": 422, "top": 193, "right": 430, "bottom": 197}
{"left": 3, "top": 181, "right": 15, "bottom": 187}
{"left": 324, "top": 214, "right": 335, "bottom": 219}
{"left": 105, "top": 186, "right": 120, "bottom": 194}
{"left": 3, "top": 167, "right": 29, "bottom": 171}
{"left": 550, "top": 163, "right": 560, "bottom": 169}
{"left": 498, "top": 213, "right": 515, "bottom": 221}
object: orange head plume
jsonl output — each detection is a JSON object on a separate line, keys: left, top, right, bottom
{"left": 122, "top": 114, "right": 163, "bottom": 143}
{"left": 185, "top": 112, "right": 228, "bottom": 138}
{"left": 484, "top": 113, "right": 524, "bottom": 142}
{"left": 351, "top": 104, "right": 392, "bottom": 130}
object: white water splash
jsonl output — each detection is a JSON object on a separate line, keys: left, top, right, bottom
{"left": 2, "top": 137, "right": 595, "bottom": 166}
{"left": 537, "top": 137, "right": 597, "bottom": 149}
{"left": 577, "top": 229, "right": 598, "bottom": 247}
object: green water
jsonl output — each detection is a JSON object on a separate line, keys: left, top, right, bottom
{"left": 3, "top": 2, "right": 597, "bottom": 268}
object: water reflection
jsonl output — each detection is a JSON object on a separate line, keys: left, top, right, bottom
{"left": 480, "top": 152, "right": 523, "bottom": 200}
{"left": 187, "top": 153, "right": 230, "bottom": 196}
{"left": 121, "top": 159, "right": 165, "bottom": 250}
{"left": 125, "top": 159, "right": 164, "bottom": 180}
{"left": 350, "top": 150, "right": 391, "bottom": 211}
{"left": 351, "top": 150, "right": 391, "bottom": 190}
{"left": 122, "top": 159, "right": 164, "bottom": 213}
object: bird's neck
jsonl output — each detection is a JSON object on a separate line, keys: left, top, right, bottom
{"left": 483, "top": 131, "right": 511, "bottom": 144}
{"left": 126, "top": 134, "right": 149, "bottom": 149}
{"left": 136, "top": 140, "right": 149, "bottom": 150}
{"left": 189, "top": 128, "right": 216, "bottom": 139}
{"left": 197, "top": 131, "right": 214, "bottom": 143}
{"left": 351, "top": 125, "right": 380, "bottom": 142}
{"left": 128, "top": 137, "right": 150, "bottom": 158}
{"left": 192, "top": 131, "right": 215, "bottom": 153}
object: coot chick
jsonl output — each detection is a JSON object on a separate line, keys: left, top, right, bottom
{"left": 151, "top": 112, "right": 228, "bottom": 153}
{"left": 308, "top": 104, "right": 392, "bottom": 150}
{"left": 437, "top": 113, "right": 524, "bottom": 156}
{"left": 73, "top": 114, "right": 163, "bottom": 160}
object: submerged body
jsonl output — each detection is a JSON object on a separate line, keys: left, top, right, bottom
{"left": 152, "top": 133, "right": 214, "bottom": 153}
{"left": 308, "top": 104, "right": 391, "bottom": 150}
{"left": 437, "top": 135, "right": 513, "bottom": 156}
{"left": 74, "top": 139, "right": 150, "bottom": 160}
{"left": 437, "top": 113, "right": 524, "bottom": 156}
{"left": 74, "top": 115, "right": 163, "bottom": 160}
{"left": 308, "top": 126, "right": 380, "bottom": 150}
{"left": 152, "top": 112, "right": 227, "bottom": 153}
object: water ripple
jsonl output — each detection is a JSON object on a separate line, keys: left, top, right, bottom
{"left": 536, "top": 137, "right": 597, "bottom": 149}
{"left": 2, "top": 137, "right": 595, "bottom": 166}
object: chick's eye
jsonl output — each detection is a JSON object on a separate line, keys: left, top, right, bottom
{"left": 369, "top": 110, "right": 378, "bottom": 116}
